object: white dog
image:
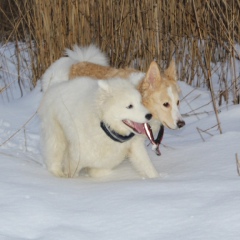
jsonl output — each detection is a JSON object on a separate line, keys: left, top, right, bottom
{"left": 38, "top": 76, "right": 159, "bottom": 178}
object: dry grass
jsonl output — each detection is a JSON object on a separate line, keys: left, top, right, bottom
{"left": 0, "top": 0, "right": 240, "bottom": 105}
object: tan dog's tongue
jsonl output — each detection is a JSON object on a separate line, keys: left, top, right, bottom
{"left": 144, "top": 123, "right": 163, "bottom": 156}
{"left": 135, "top": 123, "right": 162, "bottom": 156}
{"left": 143, "top": 123, "right": 156, "bottom": 145}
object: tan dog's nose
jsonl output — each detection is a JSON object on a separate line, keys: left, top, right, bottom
{"left": 177, "top": 120, "right": 185, "bottom": 128}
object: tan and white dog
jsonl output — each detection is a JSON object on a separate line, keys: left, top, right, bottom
{"left": 41, "top": 45, "right": 185, "bottom": 134}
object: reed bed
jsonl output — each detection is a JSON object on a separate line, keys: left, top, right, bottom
{"left": 0, "top": 0, "right": 240, "bottom": 105}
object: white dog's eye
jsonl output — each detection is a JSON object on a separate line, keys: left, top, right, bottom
{"left": 177, "top": 100, "right": 180, "bottom": 106}
{"left": 163, "top": 102, "right": 170, "bottom": 108}
{"left": 126, "top": 104, "right": 133, "bottom": 109}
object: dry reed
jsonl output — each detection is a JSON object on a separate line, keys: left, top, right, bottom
{"left": 0, "top": 0, "right": 240, "bottom": 105}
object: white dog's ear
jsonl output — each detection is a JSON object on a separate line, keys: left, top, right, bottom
{"left": 98, "top": 80, "right": 109, "bottom": 91}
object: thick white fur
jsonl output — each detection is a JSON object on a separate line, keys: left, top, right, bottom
{"left": 65, "top": 44, "right": 109, "bottom": 65}
{"left": 38, "top": 77, "right": 159, "bottom": 178}
{"left": 41, "top": 44, "right": 109, "bottom": 92}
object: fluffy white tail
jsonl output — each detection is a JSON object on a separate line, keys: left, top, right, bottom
{"left": 65, "top": 44, "right": 109, "bottom": 66}
{"left": 41, "top": 44, "right": 109, "bottom": 92}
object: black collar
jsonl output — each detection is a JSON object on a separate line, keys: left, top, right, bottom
{"left": 153, "top": 124, "right": 164, "bottom": 156}
{"left": 155, "top": 124, "right": 164, "bottom": 145}
{"left": 100, "top": 121, "right": 135, "bottom": 143}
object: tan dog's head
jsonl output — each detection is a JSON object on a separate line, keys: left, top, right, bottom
{"left": 138, "top": 61, "right": 185, "bottom": 130}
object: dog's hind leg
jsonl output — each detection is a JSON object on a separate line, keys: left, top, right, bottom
{"left": 51, "top": 105, "right": 83, "bottom": 178}
{"left": 41, "top": 119, "right": 67, "bottom": 177}
{"left": 129, "top": 138, "right": 159, "bottom": 178}
{"left": 63, "top": 142, "right": 82, "bottom": 177}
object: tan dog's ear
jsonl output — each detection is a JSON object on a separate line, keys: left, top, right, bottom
{"left": 142, "top": 61, "right": 161, "bottom": 90}
{"left": 164, "top": 59, "right": 177, "bottom": 81}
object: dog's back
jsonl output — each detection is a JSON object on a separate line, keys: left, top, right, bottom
{"left": 70, "top": 62, "right": 139, "bottom": 80}
{"left": 41, "top": 44, "right": 109, "bottom": 92}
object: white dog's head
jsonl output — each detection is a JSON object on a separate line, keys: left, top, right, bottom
{"left": 97, "top": 78, "right": 152, "bottom": 136}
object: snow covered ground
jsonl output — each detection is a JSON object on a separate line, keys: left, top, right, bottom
{"left": 0, "top": 44, "right": 240, "bottom": 240}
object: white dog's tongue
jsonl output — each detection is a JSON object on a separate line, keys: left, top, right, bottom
{"left": 122, "top": 120, "right": 155, "bottom": 144}
{"left": 132, "top": 122, "right": 146, "bottom": 134}
{"left": 134, "top": 123, "right": 155, "bottom": 143}
{"left": 138, "top": 123, "right": 157, "bottom": 145}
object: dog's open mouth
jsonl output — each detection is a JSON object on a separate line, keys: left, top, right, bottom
{"left": 122, "top": 120, "right": 164, "bottom": 156}
{"left": 122, "top": 120, "right": 147, "bottom": 134}
{"left": 123, "top": 119, "right": 157, "bottom": 146}
{"left": 122, "top": 120, "right": 156, "bottom": 142}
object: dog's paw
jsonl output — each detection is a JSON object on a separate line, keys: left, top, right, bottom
{"left": 49, "top": 167, "right": 68, "bottom": 178}
{"left": 87, "top": 168, "right": 113, "bottom": 178}
{"left": 144, "top": 168, "right": 159, "bottom": 179}
{"left": 148, "top": 172, "right": 159, "bottom": 179}
{"left": 159, "top": 172, "right": 168, "bottom": 178}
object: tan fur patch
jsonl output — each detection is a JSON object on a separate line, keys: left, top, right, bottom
{"left": 70, "top": 62, "right": 139, "bottom": 80}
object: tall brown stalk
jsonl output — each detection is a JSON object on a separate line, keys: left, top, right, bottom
{"left": 0, "top": 0, "right": 239, "bottom": 106}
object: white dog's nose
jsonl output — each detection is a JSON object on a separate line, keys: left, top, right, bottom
{"left": 145, "top": 113, "right": 152, "bottom": 120}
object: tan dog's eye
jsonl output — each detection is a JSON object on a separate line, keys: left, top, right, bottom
{"left": 163, "top": 102, "right": 170, "bottom": 108}
{"left": 177, "top": 100, "right": 180, "bottom": 106}
{"left": 126, "top": 104, "right": 133, "bottom": 109}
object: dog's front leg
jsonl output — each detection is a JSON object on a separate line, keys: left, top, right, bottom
{"left": 129, "top": 137, "right": 159, "bottom": 178}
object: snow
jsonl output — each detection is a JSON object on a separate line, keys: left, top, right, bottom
{"left": 0, "top": 44, "right": 240, "bottom": 240}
